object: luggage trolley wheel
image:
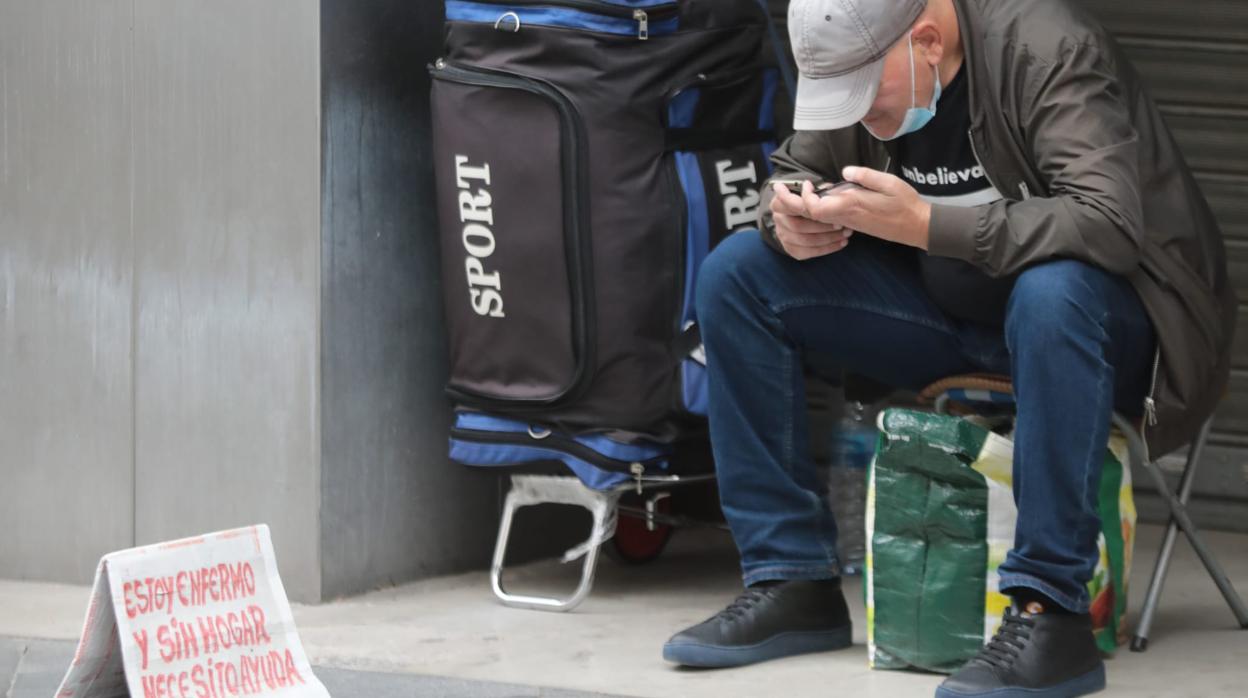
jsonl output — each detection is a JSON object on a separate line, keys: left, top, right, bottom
{"left": 605, "top": 490, "right": 675, "bottom": 564}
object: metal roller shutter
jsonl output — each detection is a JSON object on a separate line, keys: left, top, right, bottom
{"left": 1086, "top": 0, "right": 1248, "bottom": 529}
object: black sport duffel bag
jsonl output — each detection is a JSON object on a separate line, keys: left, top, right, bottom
{"left": 430, "top": 0, "right": 780, "bottom": 469}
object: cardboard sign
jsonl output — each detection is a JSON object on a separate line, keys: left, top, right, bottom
{"left": 55, "top": 525, "right": 330, "bottom": 698}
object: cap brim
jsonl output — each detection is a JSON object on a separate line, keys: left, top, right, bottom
{"left": 793, "top": 58, "right": 884, "bottom": 131}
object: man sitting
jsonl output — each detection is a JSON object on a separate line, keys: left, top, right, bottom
{"left": 662, "top": 1, "right": 1233, "bottom": 696}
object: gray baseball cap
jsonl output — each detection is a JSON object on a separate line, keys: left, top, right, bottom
{"left": 789, "top": 0, "right": 928, "bottom": 130}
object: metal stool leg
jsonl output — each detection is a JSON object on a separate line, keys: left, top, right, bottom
{"left": 1114, "top": 415, "right": 1248, "bottom": 651}
{"left": 1130, "top": 417, "right": 1209, "bottom": 651}
{"left": 489, "top": 474, "right": 620, "bottom": 612}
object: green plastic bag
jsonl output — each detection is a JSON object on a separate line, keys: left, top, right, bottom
{"left": 865, "top": 409, "right": 1135, "bottom": 673}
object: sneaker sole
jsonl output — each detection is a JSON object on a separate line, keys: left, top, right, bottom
{"left": 934, "top": 663, "right": 1106, "bottom": 698}
{"left": 662, "top": 625, "right": 852, "bottom": 668}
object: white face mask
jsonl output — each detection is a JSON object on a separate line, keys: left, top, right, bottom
{"left": 864, "top": 32, "right": 941, "bottom": 141}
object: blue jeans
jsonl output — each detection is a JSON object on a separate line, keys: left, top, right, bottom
{"left": 694, "top": 231, "right": 1156, "bottom": 613}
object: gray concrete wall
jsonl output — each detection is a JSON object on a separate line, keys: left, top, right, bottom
{"left": 129, "top": 0, "right": 323, "bottom": 601}
{"left": 0, "top": 0, "right": 324, "bottom": 600}
{"left": 0, "top": 0, "right": 136, "bottom": 583}
{"left": 317, "top": 0, "right": 502, "bottom": 599}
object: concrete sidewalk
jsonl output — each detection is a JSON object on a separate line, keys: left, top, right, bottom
{"left": 3, "top": 523, "right": 1246, "bottom": 697}
{"left": 0, "top": 637, "right": 623, "bottom": 698}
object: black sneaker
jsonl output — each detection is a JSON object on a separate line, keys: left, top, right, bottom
{"left": 662, "top": 578, "right": 852, "bottom": 668}
{"left": 936, "top": 600, "right": 1106, "bottom": 698}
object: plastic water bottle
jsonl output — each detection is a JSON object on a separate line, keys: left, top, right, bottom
{"left": 826, "top": 400, "right": 876, "bottom": 576}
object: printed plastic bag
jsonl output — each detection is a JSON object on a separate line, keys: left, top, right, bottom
{"left": 865, "top": 409, "right": 1135, "bottom": 673}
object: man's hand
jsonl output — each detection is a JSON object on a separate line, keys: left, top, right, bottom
{"left": 770, "top": 180, "right": 853, "bottom": 261}
{"left": 800, "top": 167, "right": 931, "bottom": 250}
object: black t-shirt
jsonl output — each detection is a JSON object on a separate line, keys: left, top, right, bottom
{"left": 896, "top": 64, "right": 1017, "bottom": 328}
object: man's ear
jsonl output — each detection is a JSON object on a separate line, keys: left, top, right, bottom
{"left": 910, "top": 21, "right": 944, "bottom": 65}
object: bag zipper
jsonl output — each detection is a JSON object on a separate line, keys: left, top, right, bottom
{"left": 1143, "top": 347, "right": 1160, "bottom": 428}
{"left": 501, "top": 0, "right": 677, "bottom": 19}
{"left": 451, "top": 426, "right": 668, "bottom": 474}
{"left": 451, "top": 0, "right": 678, "bottom": 40}
{"left": 431, "top": 59, "right": 597, "bottom": 410}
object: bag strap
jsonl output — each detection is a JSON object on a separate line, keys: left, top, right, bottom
{"left": 755, "top": 0, "right": 796, "bottom": 107}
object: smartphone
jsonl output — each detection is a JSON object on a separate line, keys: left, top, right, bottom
{"left": 773, "top": 179, "right": 863, "bottom": 197}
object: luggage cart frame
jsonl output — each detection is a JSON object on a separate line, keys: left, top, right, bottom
{"left": 490, "top": 471, "right": 718, "bottom": 612}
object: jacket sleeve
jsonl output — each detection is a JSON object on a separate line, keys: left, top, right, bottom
{"left": 926, "top": 42, "right": 1145, "bottom": 277}
{"left": 756, "top": 127, "right": 857, "bottom": 255}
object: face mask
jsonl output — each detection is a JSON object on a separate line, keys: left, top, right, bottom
{"left": 865, "top": 32, "right": 940, "bottom": 141}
